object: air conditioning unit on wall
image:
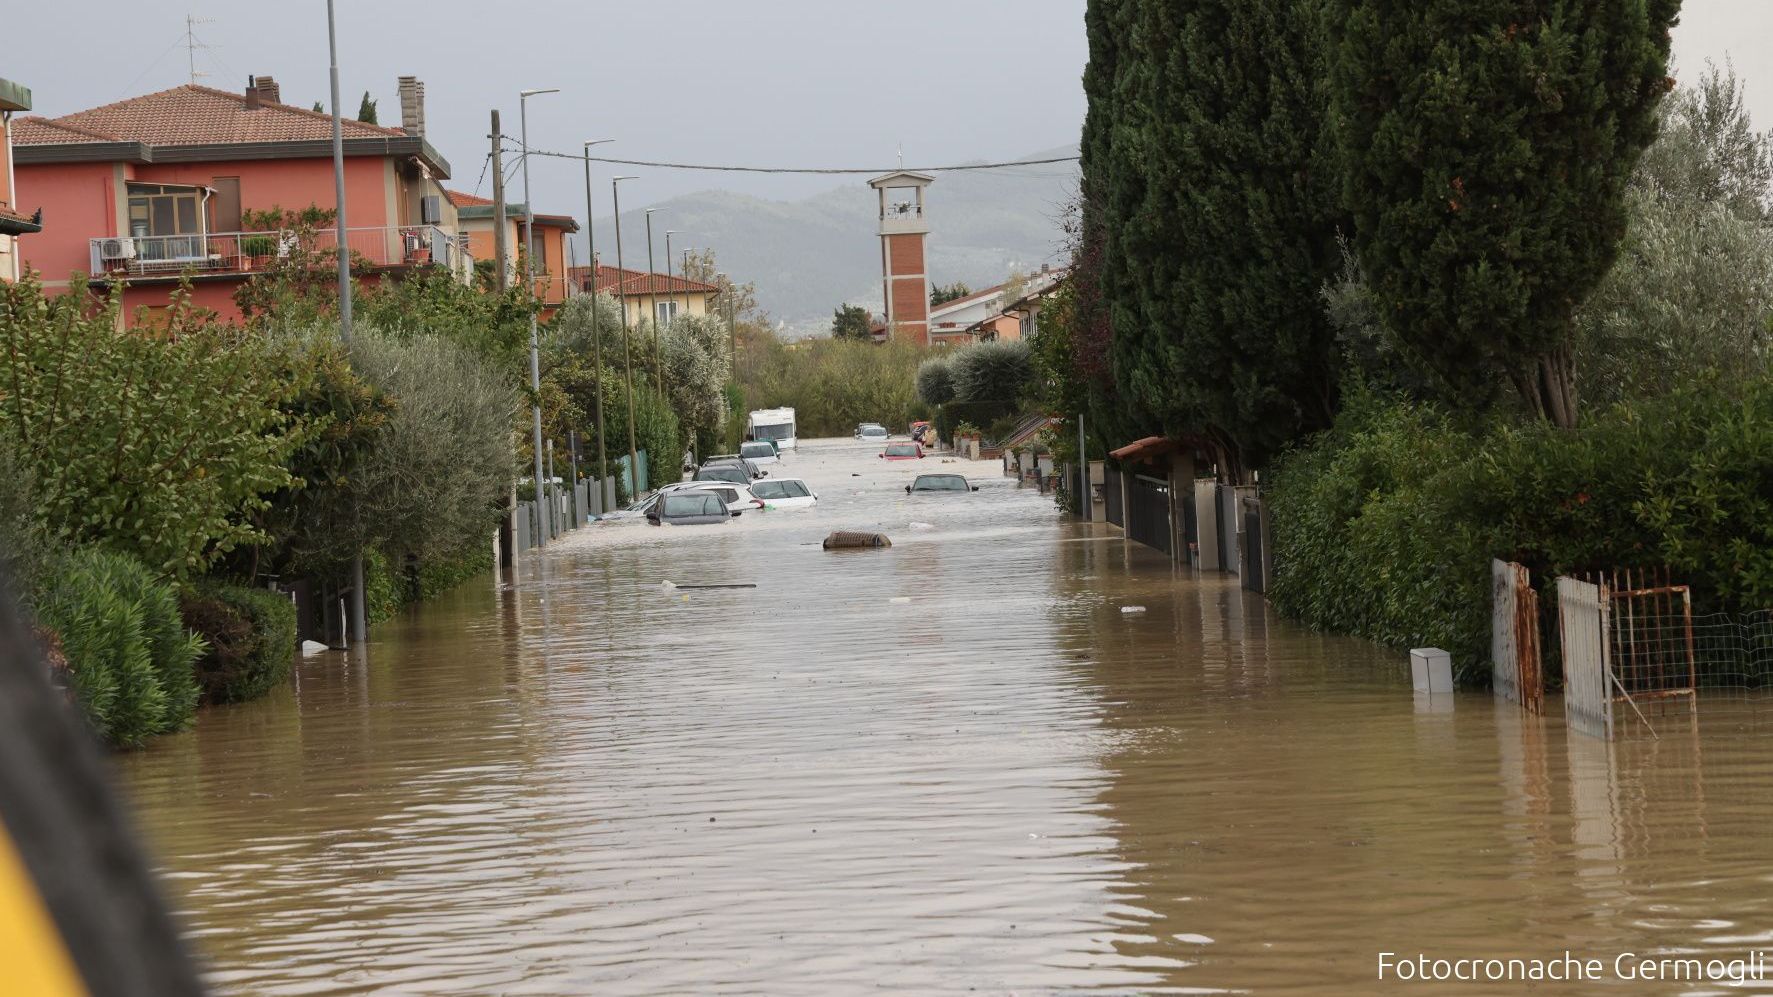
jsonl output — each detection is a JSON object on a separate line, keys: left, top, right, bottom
{"left": 100, "top": 237, "right": 136, "bottom": 261}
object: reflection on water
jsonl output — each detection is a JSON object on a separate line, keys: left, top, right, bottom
{"left": 117, "top": 440, "right": 1773, "bottom": 994}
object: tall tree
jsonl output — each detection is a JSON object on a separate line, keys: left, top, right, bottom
{"left": 1107, "top": 0, "right": 1346, "bottom": 469}
{"left": 930, "top": 282, "right": 972, "bottom": 307}
{"left": 357, "top": 91, "right": 378, "bottom": 124}
{"left": 1330, "top": 0, "right": 1679, "bottom": 427}
{"left": 830, "top": 303, "right": 873, "bottom": 341}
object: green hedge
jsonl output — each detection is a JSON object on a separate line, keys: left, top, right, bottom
{"left": 1266, "top": 385, "right": 1773, "bottom": 685}
{"left": 179, "top": 583, "right": 296, "bottom": 705}
{"left": 35, "top": 548, "right": 205, "bottom": 746}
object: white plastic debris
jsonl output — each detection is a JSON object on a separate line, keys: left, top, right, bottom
{"left": 1120, "top": 605, "right": 1147, "bottom": 614}
{"left": 300, "top": 640, "right": 330, "bottom": 655}
{"left": 888, "top": 596, "right": 911, "bottom": 604}
{"left": 909, "top": 521, "right": 935, "bottom": 531}
{"left": 659, "top": 580, "right": 677, "bottom": 590}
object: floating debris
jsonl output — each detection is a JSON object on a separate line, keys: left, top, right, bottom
{"left": 823, "top": 531, "right": 892, "bottom": 550}
{"left": 888, "top": 596, "right": 911, "bottom": 604}
{"left": 1120, "top": 605, "right": 1147, "bottom": 614}
{"left": 300, "top": 639, "right": 330, "bottom": 655}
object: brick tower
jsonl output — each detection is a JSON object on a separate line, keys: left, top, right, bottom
{"left": 868, "top": 170, "right": 934, "bottom": 344}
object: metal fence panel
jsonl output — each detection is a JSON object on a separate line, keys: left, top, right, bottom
{"left": 1125, "top": 474, "right": 1171, "bottom": 554}
{"left": 1241, "top": 496, "right": 1266, "bottom": 593}
{"left": 1560, "top": 577, "right": 1613, "bottom": 739}
{"left": 1195, "top": 481, "right": 1219, "bottom": 571}
{"left": 1105, "top": 465, "right": 1124, "bottom": 527}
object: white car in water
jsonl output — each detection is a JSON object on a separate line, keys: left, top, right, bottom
{"left": 749, "top": 477, "right": 818, "bottom": 509}
{"left": 739, "top": 440, "right": 780, "bottom": 465}
{"left": 659, "top": 480, "right": 764, "bottom": 514}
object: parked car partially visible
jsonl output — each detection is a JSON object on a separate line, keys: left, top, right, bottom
{"left": 648, "top": 491, "right": 738, "bottom": 526}
{"left": 749, "top": 477, "right": 818, "bottom": 509}
{"left": 879, "top": 442, "right": 925, "bottom": 461}
{"left": 906, "top": 473, "right": 978, "bottom": 494}
{"left": 661, "top": 480, "right": 764, "bottom": 513}
{"left": 857, "top": 423, "right": 888, "bottom": 441}
{"left": 740, "top": 440, "right": 780, "bottom": 465}
{"left": 596, "top": 493, "right": 659, "bottom": 522}
{"left": 695, "top": 463, "right": 753, "bottom": 486}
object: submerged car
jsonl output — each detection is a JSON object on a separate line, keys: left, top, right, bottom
{"left": 648, "top": 491, "right": 739, "bottom": 526}
{"left": 739, "top": 440, "right": 781, "bottom": 465}
{"left": 660, "top": 480, "right": 765, "bottom": 513}
{"left": 596, "top": 493, "right": 659, "bottom": 522}
{"left": 749, "top": 477, "right": 818, "bottom": 509}
{"left": 695, "top": 463, "right": 753, "bottom": 486}
{"left": 879, "top": 442, "right": 925, "bottom": 461}
{"left": 856, "top": 423, "right": 888, "bottom": 441}
{"left": 906, "top": 473, "right": 978, "bottom": 494}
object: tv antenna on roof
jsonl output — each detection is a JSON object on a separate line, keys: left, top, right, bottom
{"left": 185, "top": 14, "right": 214, "bottom": 83}
{"left": 897, "top": 142, "right": 903, "bottom": 170}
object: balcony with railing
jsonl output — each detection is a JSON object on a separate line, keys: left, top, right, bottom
{"left": 88, "top": 225, "right": 474, "bottom": 284}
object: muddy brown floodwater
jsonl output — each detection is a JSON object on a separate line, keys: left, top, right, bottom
{"left": 117, "top": 439, "right": 1773, "bottom": 995}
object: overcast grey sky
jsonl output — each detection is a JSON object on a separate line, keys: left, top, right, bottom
{"left": 7, "top": 0, "right": 1089, "bottom": 212}
{"left": 7, "top": 2, "right": 1770, "bottom": 218}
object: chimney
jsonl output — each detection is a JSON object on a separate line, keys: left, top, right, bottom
{"left": 398, "top": 76, "right": 426, "bottom": 137}
{"left": 252, "top": 75, "right": 280, "bottom": 105}
{"left": 243, "top": 75, "right": 260, "bottom": 110}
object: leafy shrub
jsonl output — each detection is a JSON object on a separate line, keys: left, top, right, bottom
{"left": 0, "top": 445, "right": 47, "bottom": 605}
{"left": 34, "top": 548, "right": 204, "bottom": 746}
{"left": 1267, "top": 384, "right": 1773, "bottom": 684}
{"left": 948, "top": 339, "right": 1032, "bottom": 406}
{"left": 916, "top": 356, "right": 956, "bottom": 406}
{"left": 0, "top": 273, "right": 306, "bottom": 577}
{"left": 179, "top": 582, "right": 296, "bottom": 705}
{"left": 738, "top": 335, "right": 930, "bottom": 436}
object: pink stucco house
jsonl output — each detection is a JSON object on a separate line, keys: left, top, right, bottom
{"left": 12, "top": 75, "right": 467, "bottom": 325}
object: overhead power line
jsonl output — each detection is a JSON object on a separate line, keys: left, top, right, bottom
{"left": 494, "top": 137, "right": 1077, "bottom": 175}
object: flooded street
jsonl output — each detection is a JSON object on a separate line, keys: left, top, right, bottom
{"left": 118, "top": 439, "right": 1773, "bottom": 995}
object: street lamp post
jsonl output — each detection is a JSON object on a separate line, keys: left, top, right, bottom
{"left": 581, "top": 139, "right": 614, "bottom": 505}
{"left": 325, "top": 0, "right": 368, "bottom": 646}
{"left": 679, "top": 247, "right": 692, "bottom": 329}
{"left": 611, "top": 176, "right": 641, "bottom": 496}
{"left": 644, "top": 208, "right": 662, "bottom": 396}
{"left": 519, "top": 87, "right": 559, "bottom": 545}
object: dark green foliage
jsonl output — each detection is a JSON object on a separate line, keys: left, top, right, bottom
{"left": 1098, "top": 0, "right": 1346, "bottom": 466}
{"left": 929, "top": 283, "right": 972, "bottom": 307}
{"left": 0, "top": 445, "right": 47, "bottom": 606}
{"left": 179, "top": 582, "right": 295, "bottom": 705}
{"left": 1268, "top": 382, "right": 1773, "bottom": 683}
{"left": 357, "top": 91, "right": 378, "bottom": 124}
{"left": 1329, "top": 0, "right": 1680, "bottom": 426}
{"left": 916, "top": 356, "right": 956, "bottom": 407}
{"left": 35, "top": 549, "right": 203, "bottom": 746}
{"left": 948, "top": 340, "right": 1033, "bottom": 406}
{"left": 0, "top": 274, "right": 305, "bottom": 577}
{"left": 830, "top": 304, "right": 873, "bottom": 341}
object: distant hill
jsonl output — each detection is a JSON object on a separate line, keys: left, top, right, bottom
{"left": 584, "top": 145, "right": 1078, "bottom": 337}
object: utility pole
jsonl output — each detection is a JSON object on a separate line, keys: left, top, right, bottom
{"left": 612, "top": 177, "right": 641, "bottom": 495}
{"left": 1078, "top": 411, "right": 1090, "bottom": 522}
{"left": 519, "top": 88, "right": 558, "bottom": 545}
{"left": 664, "top": 229, "right": 678, "bottom": 398}
{"left": 327, "top": 0, "right": 366, "bottom": 647}
{"left": 680, "top": 247, "right": 692, "bottom": 328}
{"left": 582, "top": 141, "right": 613, "bottom": 500}
{"left": 491, "top": 110, "right": 509, "bottom": 293}
{"left": 645, "top": 209, "right": 662, "bottom": 395}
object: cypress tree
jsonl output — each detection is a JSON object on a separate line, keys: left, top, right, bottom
{"left": 1330, "top": 0, "right": 1679, "bottom": 427}
{"left": 1108, "top": 0, "right": 1346, "bottom": 470}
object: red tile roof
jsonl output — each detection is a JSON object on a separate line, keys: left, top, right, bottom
{"left": 11, "top": 117, "right": 117, "bottom": 145}
{"left": 0, "top": 205, "right": 41, "bottom": 233}
{"left": 13, "top": 83, "right": 407, "bottom": 147}
{"left": 445, "top": 189, "right": 493, "bottom": 208}
{"left": 567, "top": 264, "right": 719, "bottom": 296}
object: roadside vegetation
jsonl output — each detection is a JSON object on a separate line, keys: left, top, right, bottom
{"left": 1046, "top": 0, "right": 1773, "bottom": 682}
{"left": 1, "top": 230, "right": 742, "bottom": 746}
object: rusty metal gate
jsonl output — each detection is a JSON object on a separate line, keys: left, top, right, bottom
{"left": 1491, "top": 560, "right": 1544, "bottom": 714}
{"left": 1605, "top": 568, "right": 1698, "bottom": 711}
{"left": 1125, "top": 474, "right": 1171, "bottom": 554}
{"left": 1559, "top": 577, "right": 1614, "bottom": 739}
{"left": 1104, "top": 464, "right": 1124, "bottom": 527}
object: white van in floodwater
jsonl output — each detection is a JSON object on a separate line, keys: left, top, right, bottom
{"left": 748, "top": 407, "right": 797, "bottom": 450}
